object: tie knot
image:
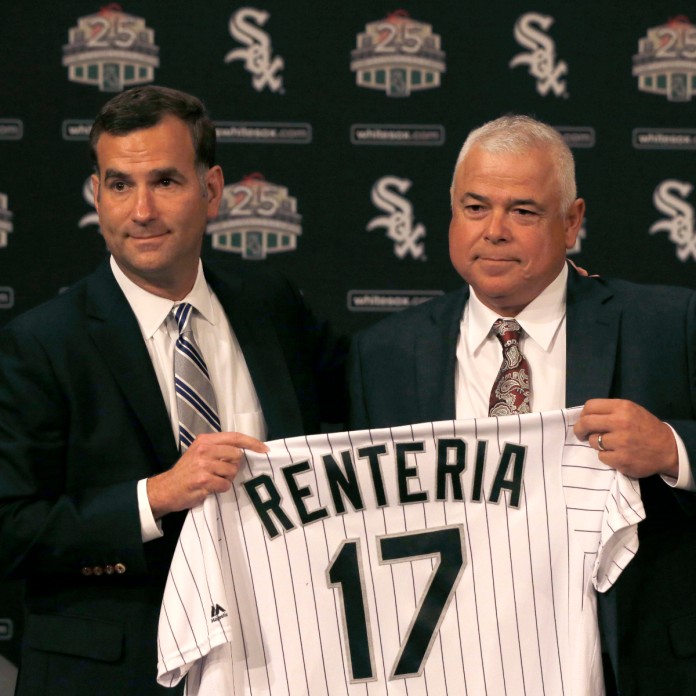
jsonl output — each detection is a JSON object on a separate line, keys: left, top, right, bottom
{"left": 492, "top": 318, "right": 522, "bottom": 346}
{"left": 173, "top": 303, "right": 194, "bottom": 335}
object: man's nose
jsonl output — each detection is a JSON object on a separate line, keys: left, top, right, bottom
{"left": 484, "top": 210, "right": 510, "bottom": 242}
{"left": 131, "top": 187, "right": 156, "bottom": 225}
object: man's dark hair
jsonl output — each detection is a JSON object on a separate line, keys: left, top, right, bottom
{"left": 89, "top": 85, "right": 216, "bottom": 171}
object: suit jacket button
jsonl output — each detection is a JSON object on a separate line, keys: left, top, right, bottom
{"left": 93, "top": 566, "right": 103, "bottom": 576}
{"left": 81, "top": 567, "right": 92, "bottom": 576}
{"left": 104, "top": 565, "right": 114, "bottom": 575}
{"left": 114, "top": 563, "right": 126, "bottom": 574}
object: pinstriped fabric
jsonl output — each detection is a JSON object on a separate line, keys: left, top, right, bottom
{"left": 173, "top": 303, "right": 221, "bottom": 450}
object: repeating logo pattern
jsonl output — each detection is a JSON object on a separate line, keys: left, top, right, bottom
{"left": 225, "top": 8, "right": 284, "bottom": 93}
{"left": 79, "top": 177, "right": 101, "bottom": 233}
{"left": 207, "top": 173, "right": 301, "bottom": 260}
{"left": 510, "top": 12, "right": 568, "bottom": 98}
{"left": 367, "top": 176, "right": 426, "bottom": 260}
{"left": 650, "top": 179, "right": 696, "bottom": 261}
{"left": 0, "top": 193, "right": 13, "bottom": 249}
{"left": 351, "top": 11, "right": 446, "bottom": 97}
{"left": 63, "top": 4, "right": 159, "bottom": 92}
{"left": 633, "top": 16, "right": 696, "bottom": 102}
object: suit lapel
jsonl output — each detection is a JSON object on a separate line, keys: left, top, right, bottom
{"left": 85, "top": 262, "right": 179, "bottom": 469}
{"left": 207, "top": 269, "right": 304, "bottom": 440}
{"left": 565, "top": 269, "right": 621, "bottom": 407}
{"left": 414, "top": 288, "right": 469, "bottom": 422}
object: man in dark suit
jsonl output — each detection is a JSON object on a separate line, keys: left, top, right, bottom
{"left": 350, "top": 114, "right": 696, "bottom": 695}
{"left": 0, "top": 86, "right": 346, "bottom": 695}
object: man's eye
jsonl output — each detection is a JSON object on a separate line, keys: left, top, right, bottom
{"left": 465, "top": 205, "right": 485, "bottom": 213}
{"left": 109, "top": 181, "right": 127, "bottom": 192}
{"left": 515, "top": 208, "right": 536, "bottom": 216}
{"left": 159, "top": 178, "right": 174, "bottom": 187}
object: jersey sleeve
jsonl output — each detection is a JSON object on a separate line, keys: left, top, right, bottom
{"left": 157, "top": 494, "right": 234, "bottom": 687}
{"left": 593, "top": 472, "right": 645, "bottom": 592}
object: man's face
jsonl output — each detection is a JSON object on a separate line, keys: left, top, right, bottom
{"left": 449, "top": 145, "right": 584, "bottom": 316}
{"left": 92, "top": 115, "right": 223, "bottom": 299}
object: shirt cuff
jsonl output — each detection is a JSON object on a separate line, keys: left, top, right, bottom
{"left": 137, "top": 478, "right": 164, "bottom": 542}
{"left": 661, "top": 425, "right": 696, "bottom": 492}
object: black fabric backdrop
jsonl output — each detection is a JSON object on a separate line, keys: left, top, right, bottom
{"left": 1, "top": 0, "right": 695, "bottom": 676}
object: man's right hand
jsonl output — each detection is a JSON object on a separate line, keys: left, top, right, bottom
{"left": 146, "top": 432, "right": 269, "bottom": 519}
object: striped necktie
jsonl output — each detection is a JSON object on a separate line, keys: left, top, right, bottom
{"left": 172, "top": 303, "right": 221, "bottom": 451}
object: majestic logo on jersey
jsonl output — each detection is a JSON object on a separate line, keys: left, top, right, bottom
{"left": 509, "top": 12, "right": 568, "bottom": 97}
{"left": 350, "top": 11, "right": 446, "bottom": 97}
{"left": 210, "top": 604, "right": 228, "bottom": 622}
{"left": 225, "top": 8, "right": 284, "bottom": 93}
{"left": 207, "top": 173, "right": 302, "bottom": 260}
{"left": 0, "top": 192, "right": 13, "bottom": 249}
{"left": 62, "top": 5, "right": 159, "bottom": 92}
{"left": 633, "top": 16, "right": 696, "bottom": 102}
{"left": 650, "top": 179, "right": 696, "bottom": 261}
{"left": 78, "top": 177, "right": 101, "bottom": 233}
{"left": 367, "top": 176, "right": 426, "bottom": 260}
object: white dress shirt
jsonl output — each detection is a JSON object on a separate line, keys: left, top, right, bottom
{"left": 455, "top": 264, "right": 693, "bottom": 490}
{"left": 110, "top": 257, "right": 267, "bottom": 540}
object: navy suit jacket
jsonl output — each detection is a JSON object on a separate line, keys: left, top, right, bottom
{"left": 0, "top": 259, "right": 346, "bottom": 696}
{"left": 350, "top": 266, "right": 696, "bottom": 696}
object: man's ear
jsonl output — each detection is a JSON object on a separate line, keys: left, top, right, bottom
{"left": 205, "top": 165, "right": 224, "bottom": 218}
{"left": 564, "top": 197, "right": 586, "bottom": 250}
{"left": 91, "top": 173, "right": 100, "bottom": 213}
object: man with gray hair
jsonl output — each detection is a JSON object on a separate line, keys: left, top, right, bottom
{"left": 350, "top": 114, "right": 696, "bottom": 695}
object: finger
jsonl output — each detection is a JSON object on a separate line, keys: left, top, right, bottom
{"left": 195, "top": 431, "right": 269, "bottom": 453}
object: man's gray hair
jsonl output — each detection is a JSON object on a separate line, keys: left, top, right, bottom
{"left": 451, "top": 115, "right": 577, "bottom": 213}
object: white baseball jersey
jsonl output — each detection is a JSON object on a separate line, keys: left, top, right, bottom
{"left": 157, "top": 408, "right": 644, "bottom": 696}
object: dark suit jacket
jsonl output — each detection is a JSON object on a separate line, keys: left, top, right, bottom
{"left": 0, "top": 260, "right": 347, "bottom": 696}
{"left": 349, "top": 266, "right": 696, "bottom": 696}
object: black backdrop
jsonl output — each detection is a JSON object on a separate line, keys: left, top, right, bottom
{"left": 1, "top": 1, "right": 695, "bottom": 680}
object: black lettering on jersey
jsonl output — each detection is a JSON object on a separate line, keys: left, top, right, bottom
{"left": 282, "top": 461, "right": 329, "bottom": 525}
{"left": 436, "top": 438, "right": 466, "bottom": 501}
{"left": 323, "top": 450, "right": 365, "bottom": 515}
{"left": 488, "top": 443, "right": 526, "bottom": 508}
{"left": 471, "top": 440, "right": 487, "bottom": 502}
{"left": 242, "top": 475, "right": 295, "bottom": 539}
{"left": 396, "top": 441, "right": 427, "bottom": 504}
{"left": 357, "top": 444, "right": 388, "bottom": 507}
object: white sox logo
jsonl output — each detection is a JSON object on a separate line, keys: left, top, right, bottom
{"left": 650, "top": 179, "right": 696, "bottom": 261}
{"left": 225, "top": 8, "right": 284, "bottom": 93}
{"left": 367, "top": 176, "right": 426, "bottom": 260}
{"left": 509, "top": 13, "right": 568, "bottom": 98}
{"left": 0, "top": 192, "right": 12, "bottom": 249}
{"left": 79, "top": 177, "right": 100, "bottom": 232}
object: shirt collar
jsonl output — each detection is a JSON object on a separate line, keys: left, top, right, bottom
{"left": 465, "top": 263, "right": 568, "bottom": 354}
{"left": 110, "top": 257, "right": 217, "bottom": 338}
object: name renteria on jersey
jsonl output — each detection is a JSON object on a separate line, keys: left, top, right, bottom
{"left": 242, "top": 438, "right": 527, "bottom": 539}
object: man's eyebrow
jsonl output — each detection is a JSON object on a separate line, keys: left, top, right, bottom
{"left": 461, "top": 191, "right": 543, "bottom": 209}
{"left": 103, "top": 168, "right": 131, "bottom": 181}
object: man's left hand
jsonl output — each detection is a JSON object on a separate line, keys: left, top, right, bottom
{"left": 574, "top": 398, "right": 679, "bottom": 478}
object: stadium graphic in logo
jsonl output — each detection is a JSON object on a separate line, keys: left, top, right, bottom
{"left": 351, "top": 10, "right": 446, "bottom": 97}
{"left": 0, "top": 193, "right": 13, "bottom": 249}
{"left": 225, "top": 8, "right": 284, "bottom": 93}
{"left": 650, "top": 179, "right": 696, "bottom": 261}
{"left": 510, "top": 12, "right": 568, "bottom": 98}
{"left": 633, "top": 16, "right": 696, "bottom": 102}
{"left": 207, "top": 173, "right": 302, "bottom": 260}
{"left": 366, "top": 176, "right": 426, "bottom": 260}
{"left": 63, "top": 4, "right": 159, "bottom": 92}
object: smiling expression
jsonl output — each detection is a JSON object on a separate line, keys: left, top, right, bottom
{"left": 91, "top": 115, "right": 223, "bottom": 300}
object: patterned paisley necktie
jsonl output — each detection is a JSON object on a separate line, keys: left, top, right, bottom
{"left": 488, "top": 318, "right": 531, "bottom": 417}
